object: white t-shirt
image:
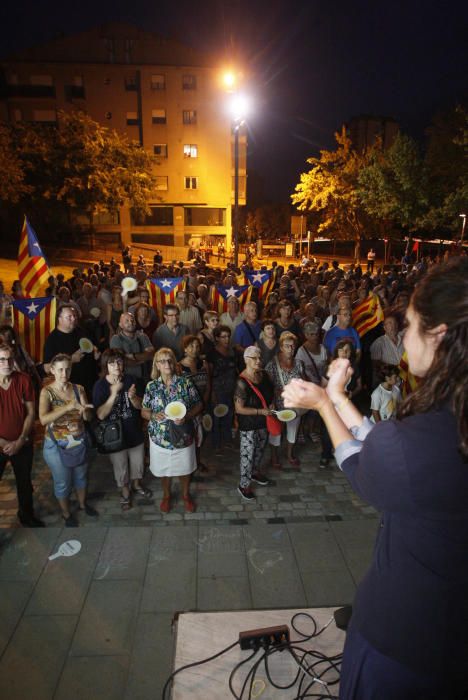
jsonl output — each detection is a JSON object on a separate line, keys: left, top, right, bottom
{"left": 370, "top": 383, "right": 401, "bottom": 421}
{"left": 296, "top": 344, "right": 328, "bottom": 383}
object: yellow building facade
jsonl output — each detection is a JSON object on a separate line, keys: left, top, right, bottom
{"left": 0, "top": 23, "right": 247, "bottom": 251}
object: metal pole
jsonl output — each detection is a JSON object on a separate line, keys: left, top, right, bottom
{"left": 461, "top": 214, "right": 466, "bottom": 245}
{"left": 234, "top": 122, "right": 239, "bottom": 268}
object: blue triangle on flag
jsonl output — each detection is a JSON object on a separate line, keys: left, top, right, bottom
{"left": 246, "top": 270, "right": 272, "bottom": 287}
{"left": 12, "top": 296, "right": 53, "bottom": 320}
{"left": 24, "top": 218, "right": 46, "bottom": 259}
{"left": 218, "top": 284, "right": 249, "bottom": 300}
{"left": 151, "top": 277, "right": 184, "bottom": 293}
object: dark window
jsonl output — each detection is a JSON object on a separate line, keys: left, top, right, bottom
{"left": 153, "top": 144, "right": 168, "bottom": 157}
{"left": 125, "top": 76, "right": 138, "bottom": 91}
{"left": 131, "top": 233, "right": 175, "bottom": 246}
{"left": 183, "top": 110, "right": 197, "bottom": 125}
{"left": 152, "top": 109, "right": 166, "bottom": 124}
{"left": 131, "top": 207, "right": 173, "bottom": 226}
{"left": 65, "top": 85, "right": 85, "bottom": 100}
{"left": 184, "top": 208, "right": 225, "bottom": 226}
{"left": 4, "top": 85, "right": 56, "bottom": 98}
{"left": 182, "top": 74, "right": 197, "bottom": 90}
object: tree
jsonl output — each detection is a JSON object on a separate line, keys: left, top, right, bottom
{"left": 7, "top": 110, "right": 158, "bottom": 234}
{"left": 0, "top": 123, "right": 30, "bottom": 204}
{"left": 291, "top": 128, "right": 376, "bottom": 260}
{"left": 422, "top": 105, "right": 468, "bottom": 233}
{"left": 358, "top": 133, "right": 429, "bottom": 231}
{"left": 245, "top": 204, "right": 291, "bottom": 240}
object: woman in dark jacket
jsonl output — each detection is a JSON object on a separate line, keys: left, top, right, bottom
{"left": 282, "top": 257, "right": 468, "bottom": 699}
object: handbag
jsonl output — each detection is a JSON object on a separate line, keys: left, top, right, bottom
{"left": 92, "top": 418, "right": 124, "bottom": 454}
{"left": 167, "top": 418, "right": 194, "bottom": 449}
{"left": 47, "top": 385, "right": 88, "bottom": 468}
{"left": 242, "top": 376, "right": 282, "bottom": 436}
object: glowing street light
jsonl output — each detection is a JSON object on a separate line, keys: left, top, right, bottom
{"left": 227, "top": 93, "right": 250, "bottom": 268}
{"left": 460, "top": 213, "right": 466, "bottom": 244}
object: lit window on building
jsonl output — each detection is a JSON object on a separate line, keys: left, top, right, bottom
{"left": 151, "top": 74, "right": 166, "bottom": 90}
{"left": 183, "top": 110, "right": 197, "bottom": 125}
{"left": 152, "top": 109, "right": 166, "bottom": 124}
{"left": 154, "top": 144, "right": 168, "bottom": 157}
{"left": 183, "top": 144, "right": 198, "bottom": 158}
{"left": 182, "top": 74, "right": 197, "bottom": 90}
{"left": 184, "top": 176, "right": 198, "bottom": 190}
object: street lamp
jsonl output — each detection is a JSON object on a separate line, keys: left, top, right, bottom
{"left": 227, "top": 93, "right": 250, "bottom": 268}
{"left": 460, "top": 214, "right": 466, "bottom": 244}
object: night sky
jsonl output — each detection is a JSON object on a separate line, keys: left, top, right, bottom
{"left": 1, "top": 0, "right": 467, "bottom": 204}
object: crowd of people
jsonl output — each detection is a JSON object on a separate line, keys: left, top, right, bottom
{"left": 0, "top": 249, "right": 455, "bottom": 526}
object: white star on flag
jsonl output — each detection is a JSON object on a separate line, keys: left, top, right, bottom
{"left": 251, "top": 272, "right": 265, "bottom": 284}
{"left": 160, "top": 279, "right": 172, "bottom": 288}
{"left": 26, "top": 302, "right": 39, "bottom": 315}
{"left": 225, "top": 286, "right": 238, "bottom": 298}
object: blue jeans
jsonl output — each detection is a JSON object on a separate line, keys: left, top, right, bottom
{"left": 43, "top": 439, "right": 88, "bottom": 499}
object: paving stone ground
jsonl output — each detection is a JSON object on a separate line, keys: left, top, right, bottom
{"left": 0, "top": 432, "right": 377, "bottom": 529}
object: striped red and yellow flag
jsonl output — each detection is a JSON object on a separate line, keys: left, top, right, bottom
{"left": 352, "top": 293, "right": 384, "bottom": 337}
{"left": 11, "top": 296, "right": 56, "bottom": 363}
{"left": 210, "top": 284, "right": 250, "bottom": 314}
{"left": 147, "top": 277, "right": 186, "bottom": 321}
{"left": 245, "top": 270, "right": 275, "bottom": 304}
{"left": 398, "top": 351, "right": 421, "bottom": 398}
{"left": 17, "top": 216, "right": 51, "bottom": 298}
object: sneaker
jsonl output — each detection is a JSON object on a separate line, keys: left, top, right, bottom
{"left": 62, "top": 514, "right": 78, "bottom": 527}
{"left": 319, "top": 457, "right": 329, "bottom": 469}
{"left": 251, "top": 472, "right": 269, "bottom": 486}
{"left": 79, "top": 503, "right": 99, "bottom": 517}
{"left": 183, "top": 496, "right": 196, "bottom": 513}
{"left": 237, "top": 485, "right": 255, "bottom": 501}
{"left": 160, "top": 497, "right": 171, "bottom": 513}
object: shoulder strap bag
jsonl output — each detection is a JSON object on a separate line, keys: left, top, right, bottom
{"left": 47, "top": 385, "right": 89, "bottom": 467}
{"left": 241, "top": 375, "right": 282, "bottom": 436}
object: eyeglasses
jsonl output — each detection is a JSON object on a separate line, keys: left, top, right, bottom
{"left": 108, "top": 359, "right": 124, "bottom": 365}
{"left": 157, "top": 359, "right": 173, "bottom": 364}
{"left": 0, "top": 357, "right": 12, "bottom": 362}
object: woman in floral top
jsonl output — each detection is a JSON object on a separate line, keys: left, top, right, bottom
{"left": 141, "top": 347, "right": 202, "bottom": 513}
{"left": 265, "top": 332, "right": 306, "bottom": 468}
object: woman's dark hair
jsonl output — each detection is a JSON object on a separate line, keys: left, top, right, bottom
{"left": 398, "top": 256, "right": 468, "bottom": 458}
{"left": 182, "top": 334, "right": 201, "bottom": 351}
{"left": 100, "top": 348, "right": 126, "bottom": 377}
{"left": 213, "top": 324, "right": 231, "bottom": 340}
{"left": 261, "top": 318, "right": 275, "bottom": 331}
{"left": 332, "top": 339, "right": 357, "bottom": 364}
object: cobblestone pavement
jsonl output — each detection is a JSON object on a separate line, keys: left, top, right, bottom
{"left": 0, "top": 435, "right": 377, "bottom": 529}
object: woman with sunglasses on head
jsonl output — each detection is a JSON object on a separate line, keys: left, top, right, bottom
{"left": 92, "top": 349, "right": 151, "bottom": 512}
{"left": 282, "top": 257, "right": 468, "bottom": 699}
{"left": 141, "top": 348, "right": 202, "bottom": 513}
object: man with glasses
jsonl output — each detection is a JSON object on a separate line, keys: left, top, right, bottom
{"left": 0, "top": 344, "right": 44, "bottom": 527}
{"left": 152, "top": 304, "right": 189, "bottom": 360}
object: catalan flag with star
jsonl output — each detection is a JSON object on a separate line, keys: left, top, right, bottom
{"left": 147, "top": 277, "right": 186, "bottom": 321}
{"left": 352, "top": 292, "right": 384, "bottom": 337}
{"left": 11, "top": 296, "right": 56, "bottom": 362}
{"left": 210, "top": 284, "right": 250, "bottom": 314}
{"left": 245, "top": 269, "right": 275, "bottom": 303}
{"left": 17, "top": 216, "right": 52, "bottom": 298}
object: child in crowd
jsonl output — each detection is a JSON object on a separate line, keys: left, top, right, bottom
{"left": 370, "top": 364, "right": 401, "bottom": 422}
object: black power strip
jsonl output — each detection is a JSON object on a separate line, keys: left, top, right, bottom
{"left": 239, "top": 625, "right": 290, "bottom": 651}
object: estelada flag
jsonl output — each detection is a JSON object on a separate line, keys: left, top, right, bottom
{"left": 210, "top": 284, "right": 250, "bottom": 314}
{"left": 245, "top": 270, "right": 274, "bottom": 303}
{"left": 11, "top": 296, "right": 56, "bottom": 363}
{"left": 147, "top": 277, "right": 186, "bottom": 321}
{"left": 398, "top": 351, "right": 421, "bottom": 398}
{"left": 17, "top": 216, "right": 52, "bottom": 298}
{"left": 352, "top": 293, "right": 384, "bottom": 337}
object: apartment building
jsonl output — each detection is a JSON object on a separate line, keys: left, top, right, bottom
{"left": 346, "top": 114, "right": 399, "bottom": 152}
{"left": 0, "top": 23, "right": 247, "bottom": 250}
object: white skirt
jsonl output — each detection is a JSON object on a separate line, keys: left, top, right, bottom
{"left": 149, "top": 439, "right": 197, "bottom": 478}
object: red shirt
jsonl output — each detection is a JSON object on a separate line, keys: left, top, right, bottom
{"left": 0, "top": 372, "right": 34, "bottom": 441}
